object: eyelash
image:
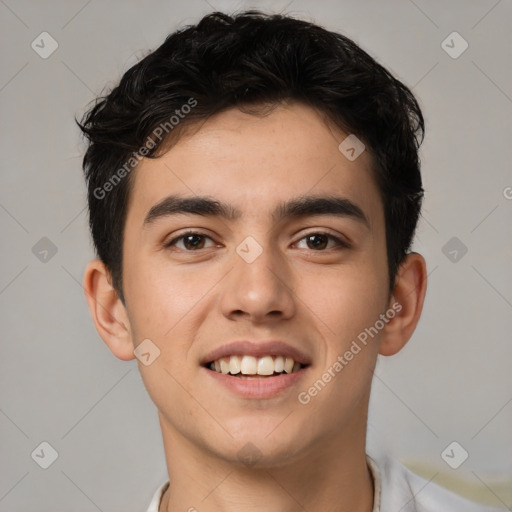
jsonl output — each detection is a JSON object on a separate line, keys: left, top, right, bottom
{"left": 164, "top": 230, "right": 351, "bottom": 251}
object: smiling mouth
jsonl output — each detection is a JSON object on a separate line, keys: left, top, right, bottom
{"left": 203, "top": 354, "right": 309, "bottom": 378}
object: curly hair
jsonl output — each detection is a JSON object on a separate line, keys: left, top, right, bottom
{"left": 78, "top": 10, "right": 425, "bottom": 303}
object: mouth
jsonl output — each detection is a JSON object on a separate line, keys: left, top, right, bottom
{"left": 200, "top": 341, "right": 312, "bottom": 398}
{"left": 203, "top": 354, "right": 309, "bottom": 378}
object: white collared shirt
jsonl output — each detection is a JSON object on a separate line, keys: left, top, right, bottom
{"left": 146, "top": 455, "right": 504, "bottom": 511}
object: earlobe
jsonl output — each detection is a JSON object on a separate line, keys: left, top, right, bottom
{"left": 82, "top": 259, "right": 135, "bottom": 361}
{"left": 379, "top": 252, "right": 427, "bottom": 356}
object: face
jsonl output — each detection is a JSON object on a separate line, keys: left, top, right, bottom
{"left": 121, "top": 102, "right": 391, "bottom": 466}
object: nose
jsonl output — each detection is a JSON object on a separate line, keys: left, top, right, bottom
{"left": 219, "top": 241, "right": 296, "bottom": 324}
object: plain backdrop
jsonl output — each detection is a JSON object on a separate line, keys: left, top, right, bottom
{"left": 1, "top": 1, "right": 511, "bottom": 511}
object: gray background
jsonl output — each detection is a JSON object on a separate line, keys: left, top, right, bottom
{"left": 1, "top": 0, "right": 511, "bottom": 510}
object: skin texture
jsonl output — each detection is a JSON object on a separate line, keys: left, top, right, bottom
{"left": 83, "top": 102, "right": 427, "bottom": 512}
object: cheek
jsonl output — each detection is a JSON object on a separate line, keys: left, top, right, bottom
{"left": 123, "top": 259, "right": 209, "bottom": 402}
{"left": 303, "top": 257, "right": 388, "bottom": 342}
{"left": 123, "top": 249, "right": 209, "bottom": 342}
{"left": 300, "top": 269, "right": 386, "bottom": 409}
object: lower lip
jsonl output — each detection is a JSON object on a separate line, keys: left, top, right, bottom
{"left": 202, "top": 366, "right": 309, "bottom": 399}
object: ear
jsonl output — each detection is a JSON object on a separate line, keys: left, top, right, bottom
{"left": 82, "top": 259, "right": 135, "bottom": 361}
{"left": 379, "top": 252, "right": 427, "bottom": 356}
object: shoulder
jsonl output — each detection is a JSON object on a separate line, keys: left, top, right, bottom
{"left": 374, "top": 455, "right": 504, "bottom": 512}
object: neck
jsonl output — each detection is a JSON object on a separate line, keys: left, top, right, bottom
{"left": 158, "top": 403, "right": 374, "bottom": 512}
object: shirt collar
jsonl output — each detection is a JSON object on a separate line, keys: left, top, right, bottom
{"left": 367, "top": 454, "right": 382, "bottom": 512}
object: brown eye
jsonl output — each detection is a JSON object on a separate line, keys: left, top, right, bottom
{"left": 306, "top": 234, "right": 328, "bottom": 250}
{"left": 296, "top": 232, "right": 349, "bottom": 251}
{"left": 165, "top": 231, "right": 215, "bottom": 251}
{"left": 182, "top": 234, "right": 206, "bottom": 250}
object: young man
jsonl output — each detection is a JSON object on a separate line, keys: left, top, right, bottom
{"left": 79, "top": 11, "right": 501, "bottom": 512}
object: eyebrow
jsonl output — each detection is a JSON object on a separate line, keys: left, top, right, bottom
{"left": 143, "top": 194, "right": 370, "bottom": 229}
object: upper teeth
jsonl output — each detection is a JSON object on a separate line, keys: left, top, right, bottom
{"left": 209, "top": 355, "right": 302, "bottom": 375}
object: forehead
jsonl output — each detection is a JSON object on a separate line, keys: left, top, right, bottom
{"left": 125, "top": 102, "right": 383, "bottom": 228}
